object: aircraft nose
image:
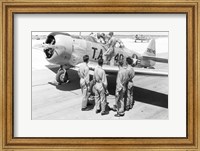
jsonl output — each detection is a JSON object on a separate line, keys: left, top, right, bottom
{"left": 44, "top": 47, "right": 54, "bottom": 59}
{"left": 44, "top": 45, "right": 72, "bottom": 64}
{"left": 55, "top": 45, "right": 72, "bottom": 60}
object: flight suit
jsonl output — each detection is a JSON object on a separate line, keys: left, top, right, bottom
{"left": 115, "top": 67, "right": 128, "bottom": 114}
{"left": 104, "top": 37, "right": 118, "bottom": 64}
{"left": 78, "top": 62, "right": 90, "bottom": 109}
{"left": 93, "top": 65, "right": 108, "bottom": 113}
{"left": 126, "top": 65, "right": 135, "bottom": 110}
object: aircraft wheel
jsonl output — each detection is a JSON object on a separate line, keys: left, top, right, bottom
{"left": 56, "top": 69, "right": 68, "bottom": 84}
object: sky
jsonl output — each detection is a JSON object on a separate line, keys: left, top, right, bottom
{"left": 32, "top": 31, "right": 168, "bottom": 36}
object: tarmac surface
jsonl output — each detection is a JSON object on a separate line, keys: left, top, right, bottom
{"left": 32, "top": 37, "right": 168, "bottom": 120}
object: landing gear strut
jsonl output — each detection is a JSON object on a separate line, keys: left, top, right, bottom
{"left": 56, "top": 66, "right": 70, "bottom": 84}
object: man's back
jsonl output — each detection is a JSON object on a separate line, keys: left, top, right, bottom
{"left": 78, "top": 62, "right": 89, "bottom": 83}
{"left": 94, "top": 66, "right": 107, "bottom": 86}
{"left": 126, "top": 65, "right": 135, "bottom": 82}
{"left": 116, "top": 67, "right": 128, "bottom": 91}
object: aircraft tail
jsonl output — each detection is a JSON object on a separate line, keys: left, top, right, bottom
{"left": 143, "top": 39, "right": 156, "bottom": 56}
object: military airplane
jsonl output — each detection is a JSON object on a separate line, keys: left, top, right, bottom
{"left": 39, "top": 32, "right": 168, "bottom": 84}
{"left": 134, "top": 34, "right": 151, "bottom": 43}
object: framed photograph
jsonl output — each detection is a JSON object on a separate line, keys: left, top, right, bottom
{"left": 31, "top": 31, "right": 169, "bottom": 121}
{"left": 0, "top": 0, "right": 199, "bottom": 150}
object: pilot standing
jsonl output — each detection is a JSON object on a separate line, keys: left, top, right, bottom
{"left": 104, "top": 32, "right": 119, "bottom": 65}
{"left": 77, "top": 55, "right": 90, "bottom": 111}
{"left": 93, "top": 58, "right": 108, "bottom": 115}
{"left": 114, "top": 59, "right": 128, "bottom": 117}
{"left": 125, "top": 57, "right": 135, "bottom": 111}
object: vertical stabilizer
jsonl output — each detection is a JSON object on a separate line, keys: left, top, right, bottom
{"left": 143, "top": 39, "right": 156, "bottom": 56}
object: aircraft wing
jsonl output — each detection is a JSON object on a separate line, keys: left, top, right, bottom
{"left": 142, "top": 56, "right": 168, "bottom": 63}
{"left": 87, "top": 62, "right": 168, "bottom": 76}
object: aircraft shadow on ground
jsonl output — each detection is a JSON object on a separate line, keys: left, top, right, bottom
{"left": 47, "top": 66, "right": 168, "bottom": 109}
{"left": 107, "top": 75, "right": 168, "bottom": 109}
{"left": 133, "top": 87, "right": 168, "bottom": 108}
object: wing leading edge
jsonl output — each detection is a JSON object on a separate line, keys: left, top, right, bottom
{"left": 87, "top": 62, "right": 168, "bottom": 76}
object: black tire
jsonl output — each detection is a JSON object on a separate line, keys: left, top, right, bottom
{"left": 56, "top": 69, "right": 68, "bottom": 83}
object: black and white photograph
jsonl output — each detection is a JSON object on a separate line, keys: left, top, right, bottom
{"left": 2, "top": 0, "right": 200, "bottom": 150}
{"left": 32, "top": 31, "right": 168, "bottom": 120}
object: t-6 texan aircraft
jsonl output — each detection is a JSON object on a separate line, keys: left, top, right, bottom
{"left": 41, "top": 32, "right": 168, "bottom": 84}
{"left": 134, "top": 34, "right": 150, "bottom": 43}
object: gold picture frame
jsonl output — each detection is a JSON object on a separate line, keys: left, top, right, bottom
{"left": 0, "top": 0, "right": 199, "bottom": 150}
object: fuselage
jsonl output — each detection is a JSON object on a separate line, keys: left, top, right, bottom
{"left": 43, "top": 32, "right": 155, "bottom": 68}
